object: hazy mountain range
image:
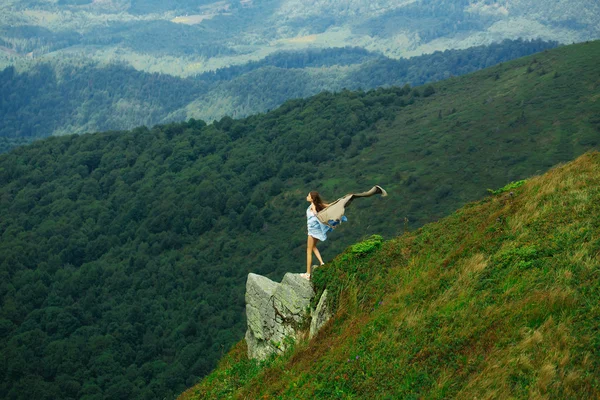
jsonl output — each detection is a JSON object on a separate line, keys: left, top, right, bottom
{"left": 1, "top": 0, "right": 598, "bottom": 76}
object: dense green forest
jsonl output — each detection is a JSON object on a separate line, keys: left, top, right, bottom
{"left": 0, "top": 137, "right": 36, "bottom": 154}
{"left": 0, "top": 62, "right": 206, "bottom": 139}
{"left": 194, "top": 46, "right": 377, "bottom": 82}
{"left": 0, "top": 39, "right": 557, "bottom": 154}
{"left": 1, "top": 41, "right": 599, "bottom": 399}
{"left": 189, "top": 38, "right": 557, "bottom": 89}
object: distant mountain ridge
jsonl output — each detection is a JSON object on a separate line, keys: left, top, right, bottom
{"left": 276, "top": 0, "right": 600, "bottom": 54}
{"left": 0, "top": 0, "right": 597, "bottom": 76}
{"left": 0, "top": 39, "right": 557, "bottom": 153}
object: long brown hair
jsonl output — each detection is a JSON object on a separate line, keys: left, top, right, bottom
{"left": 310, "top": 191, "right": 327, "bottom": 212}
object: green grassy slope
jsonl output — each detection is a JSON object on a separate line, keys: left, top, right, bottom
{"left": 182, "top": 151, "right": 600, "bottom": 399}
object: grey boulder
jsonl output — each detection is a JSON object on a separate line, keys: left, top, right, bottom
{"left": 244, "top": 272, "right": 330, "bottom": 360}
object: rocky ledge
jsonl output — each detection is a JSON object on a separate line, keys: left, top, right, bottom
{"left": 245, "top": 272, "right": 331, "bottom": 360}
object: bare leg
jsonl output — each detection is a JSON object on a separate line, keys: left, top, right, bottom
{"left": 306, "top": 236, "right": 315, "bottom": 274}
{"left": 312, "top": 242, "right": 324, "bottom": 266}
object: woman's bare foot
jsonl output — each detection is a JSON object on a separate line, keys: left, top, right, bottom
{"left": 300, "top": 273, "right": 311, "bottom": 280}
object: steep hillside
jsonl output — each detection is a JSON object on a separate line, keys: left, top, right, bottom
{"left": 0, "top": 42, "right": 599, "bottom": 399}
{"left": 0, "top": 39, "right": 555, "bottom": 152}
{"left": 182, "top": 151, "right": 600, "bottom": 399}
{"left": 0, "top": 62, "right": 206, "bottom": 140}
{"left": 174, "top": 39, "right": 557, "bottom": 123}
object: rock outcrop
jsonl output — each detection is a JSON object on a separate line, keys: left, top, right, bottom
{"left": 245, "top": 272, "right": 331, "bottom": 360}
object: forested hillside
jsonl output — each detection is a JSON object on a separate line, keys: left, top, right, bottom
{"left": 176, "top": 39, "right": 557, "bottom": 123}
{"left": 1, "top": 41, "right": 599, "bottom": 399}
{"left": 0, "top": 62, "right": 205, "bottom": 138}
{"left": 0, "top": 39, "right": 556, "bottom": 153}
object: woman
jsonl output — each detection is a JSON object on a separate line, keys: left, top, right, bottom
{"left": 302, "top": 191, "right": 330, "bottom": 280}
